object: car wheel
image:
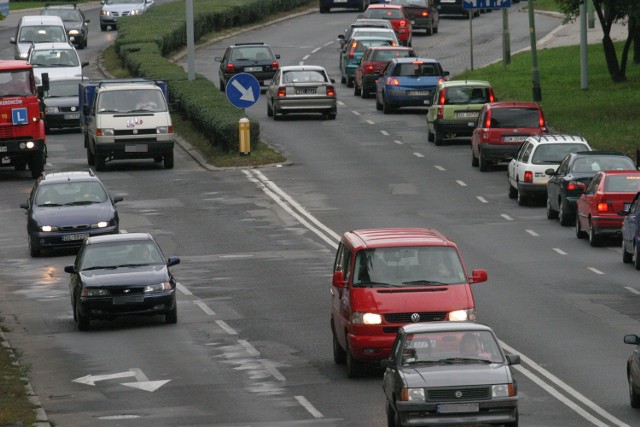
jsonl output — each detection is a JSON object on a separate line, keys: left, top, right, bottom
{"left": 333, "top": 330, "right": 346, "bottom": 364}
{"left": 86, "top": 145, "right": 95, "bottom": 166}
{"left": 163, "top": 151, "right": 174, "bottom": 169}
{"left": 426, "top": 22, "right": 433, "bottom": 36}
{"left": 347, "top": 77, "right": 354, "bottom": 88}
{"left": 376, "top": 94, "right": 383, "bottom": 111}
{"left": 360, "top": 84, "right": 369, "bottom": 99}
{"left": 382, "top": 95, "right": 393, "bottom": 114}
{"left": 508, "top": 181, "right": 517, "bottom": 199}
{"left": 471, "top": 149, "right": 479, "bottom": 167}
{"left": 100, "top": 24, "right": 107, "bottom": 31}
{"left": 28, "top": 151, "right": 45, "bottom": 179}
{"left": 479, "top": 150, "right": 490, "bottom": 172}
{"left": 75, "top": 298, "right": 90, "bottom": 331}
{"left": 546, "top": 196, "right": 559, "bottom": 219}
{"left": 28, "top": 236, "right": 40, "bottom": 258}
{"left": 386, "top": 401, "right": 398, "bottom": 427}
{"left": 630, "top": 370, "right": 640, "bottom": 408}
{"left": 267, "top": 102, "right": 273, "bottom": 117}
{"left": 219, "top": 79, "right": 225, "bottom": 92}
{"left": 95, "top": 154, "right": 106, "bottom": 172}
{"left": 319, "top": 5, "right": 329, "bottom": 13}
{"left": 354, "top": 82, "right": 361, "bottom": 97}
{"left": 517, "top": 189, "right": 527, "bottom": 206}
{"left": 434, "top": 125, "right": 443, "bottom": 146}
{"left": 635, "top": 247, "right": 640, "bottom": 270}
{"left": 559, "top": 198, "right": 573, "bottom": 226}
{"left": 328, "top": 112, "right": 337, "bottom": 120}
{"left": 341, "top": 74, "right": 346, "bottom": 84}
{"left": 575, "top": 214, "right": 587, "bottom": 239}
{"left": 166, "top": 304, "right": 178, "bottom": 324}
{"left": 345, "top": 341, "right": 360, "bottom": 378}
{"left": 623, "top": 241, "right": 633, "bottom": 263}
{"left": 588, "top": 219, "right": 600, "bottom": 246}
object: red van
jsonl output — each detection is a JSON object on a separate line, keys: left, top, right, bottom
{"left": 330, "top": 228, "right": 487, "bottom": 377}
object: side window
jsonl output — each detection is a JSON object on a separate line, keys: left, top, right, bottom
{"left": 521, "top": 143, "right": 533, "bottom": 163}
{"left": 334, "top": 243, "right": 352, "bottom": 283}
{"left": 557, "top": 156, "right": 571, "bottom": 175}
{"left": 389, "top": 333, "right": 404, "bottom": 362}
{"left": 631, "top": 197, "right": 640, "bottom": 215}
{"left": 586, "top": 174, "right": 601, "bottom": 194}
{"left": 381, "top": 62, "right": 392, "bottom": 76}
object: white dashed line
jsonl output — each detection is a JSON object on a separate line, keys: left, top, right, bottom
{"left": 413, "top": 152, "right": 424, "bottom": 158}
{"left": 626, "top": 287, "right": 640, "bottom": 295}
{"left": 238, "top": 340, "right": 261, "bottom": 356}
{"left": 501, "top": 214, "right": 514, "bottom": 221}
{"left": 302, "top": 54, "right": 310, "bottom": 60}
{"left": 337, "top": 101, "right": 345, "bottom": 106}
{"left": 366, "top": 119, "right": 374, "bottom": 124}
{"left": 526, "top": 229, "right": 539, "bottom": 237}
{"left": 456, "top": 180, "right": 467, "bottom": 187}
{"left": 380, "top": 130, "right": 389, "bottom": 136}
{"left": 194, "top": 300, "right": 215, "bottom": 316}
{"left": 394, "top": 139, "right": 403, "bottom": 145}
{"left": 434, "top": 165, "right": 445, "bottom": 171}
{"left": 553, "top": 248, "right": 567, "bottom": 255}
{"left": 323, "top": 41, "right": 333, "bottom": 47}
{"left": 311, "top": 47, "right": 321, "bottom": 53}
{"left": 215, "top": 320, "right": 237, "bottom": 335}
{"left": 295, "top": 396, "right": 324, "bottom": 418}
{"left": 263, "top": 360, "right": 286, "bottom": 381}
{"left": 588, "top": 267, "right": 605, "bottom": 275}
{"left": 352, "top": 110, "right": 360, "bottom": 115}
{"left": 176, "top": 282, "right": 192, "bottom": 295}
{"left": 477, "top": 196, "right": 488, "bottom": 203}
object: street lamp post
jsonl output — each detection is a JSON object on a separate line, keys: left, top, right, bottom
{"left": 527, "top": 0, "right": 542, "bottom": 102}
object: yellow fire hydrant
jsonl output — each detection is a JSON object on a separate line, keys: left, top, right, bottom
{"left": 239, "top": 117, "right": 250, "bottom": 156}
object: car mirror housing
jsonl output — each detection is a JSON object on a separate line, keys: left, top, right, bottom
{"left": 469, "top": 269, "right": 487, "bottom": 284}
{"left": 167, "top": 256, "right": 180, "bottom": 267}
{"left": 624, "top": 334, "right": 640, "bottom": 345}
{"left": 380, "top": 358, "right": 395, "bottom": 369}
{"left": 506, "top": 354, "right": 521, "bottom": 365}
{"left": 113, "top": 195, "right": 124, "bottom": 203}
{"left": 545, "top": 168, "right": 557, "bottom": 176}
{"left": 332, "top": 271, "right": 347, "bottom": 288}
{"left": 64, "top": 265, "right": 77, "bottom": 274}
{"left": 20, "top": 202, "right": 28, "bottom": 210}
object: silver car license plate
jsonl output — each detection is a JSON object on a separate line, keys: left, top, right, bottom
{"left": 64, "top": 113, "right": 80, "bottom": 120}
{"left": 436, "top": 403, "right": 479, "bottom": 413}
{"left": 125, "top": 144, "right": 148, "bottom": 153}
{"left": 244, "top": 67, "right": 262, "bottom": 72}
{"left": 62, "top": 233, "right": 88, "bottom": 242}
{"left": 503, "top": 136, "right": 527, "bottom": 142}
{"left": 456, "top": 112, "right": 479, "bottom": 119}
{"left": 408, "top": 90, "right": 430, "bottom": 96}
{"left": 295, "top": 89, "right": 317, "bottom": 95}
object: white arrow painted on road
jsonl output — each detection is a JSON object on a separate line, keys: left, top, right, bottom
{"left": 73, "top": 368, "right": 169, "bottom": 392}
{"left": 231, "top": 80, "right": 256, "bottom": 102}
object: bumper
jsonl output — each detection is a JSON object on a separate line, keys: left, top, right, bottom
{"left": 590, "top": 216, "right": 624, "bottom": 236}
{"left": 100, "top": 16, "right": 117, "bottom": 25}
{"left": 30, "top": 225, "right": 118, "bottom": 252}
{"left": 45, "top": 113, "right": 81, "bottom": 129}
{"left": 348, "top": 332, "right": 395, "bottom": 361}
{"left": 0, "top": 138, "right": 46, "bottom": 162}
{"left": 396, "top": 400, "right": 518, "bottom": 426}
{"left": 274, "top": 98, "right": 336, "bottom": 113}
{"left": 78, "top": 291, "right": 176, "bottom": 320}
{"left": 517, "top": 181, "right": 547, "bottom": 198}
{"left": 411, "top": 17, "right": 435, "bottom": 30}
{"left": 479, "top": 143, "right": 521, "bottom": 162}
{"left": 223, "top": 72, "right": 275, "bottom": 87}
{"left": 386, "top": 92, "right": 432, "bottom": 108}
{"left": 95, "top": 139, "right": 174, "bottom": 159}
{"left": 434, "top": 119, "right": 476, "bottom": 138}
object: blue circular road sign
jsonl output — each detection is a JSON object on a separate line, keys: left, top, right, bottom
{"left": 225, "top": 73, "right": 261, "bottom": 109}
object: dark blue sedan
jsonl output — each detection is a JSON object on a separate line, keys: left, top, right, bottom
{"left": 20, "top": 170, "right": 122, "bottom": 257}
{"left": 621, "top": 191, "right": 640, "bottom": 269}
{"left": 375, "top": 57, "right": 449, "bottom": 114}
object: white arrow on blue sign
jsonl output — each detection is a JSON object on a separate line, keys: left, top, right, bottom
{"left": 225, "top": 73, "right": 261, "bottom": 109}
{"left": 463, "top": 0, "right": 511, "bottom": 9}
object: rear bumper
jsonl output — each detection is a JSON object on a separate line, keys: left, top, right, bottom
{"left": 517, "top": 181, "right": 547, "bottom": 197}
{"left": 0, "top": 138, "right": 46, "bottom": 162}
{"left": 590, "top": 216, "right": 624, "bottom": 235}
{"left": 274, "top": 97, "right": 336, "bottom": 113}
{"left": 478, "top": 143, "right": 521, "bottom": 162}
{"left": 434, "top": 120, "right": 476, "bottom": 137}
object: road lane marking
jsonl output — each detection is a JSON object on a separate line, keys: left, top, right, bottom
{"left": 626, "top": 287, "right": 640, "bottom": 295}
{"left": 526, "top": 229, "right": 539, "bottom": 237}
{"left": 323, "top": 41, "right": 333, "bottom": 47}
{"left": 337, "top": 101, "right": 345, "bottom": 106}
{"left": 476, "top": 196, "right": 488, "bottom": 203}
{"left": 311, "top": 47, "right": 321, "bottom": 53}
{"left": 501, "top": 214, "right": 513, "bottom": 221}
{"left": 263, "top": 360, "right": 286, "bottom": 381}
{"left": 352, "top": 111, "right": 360, "bottom": 116}
{"left": 366, "top": 119, "right": 374, "bottom": 124}
{"left": 434, "top": 165, "right": 445, "bottom": 171}
{"left": 238, "top": 340, "right": 261, "bottom": 356}
{"left": 194, "top": 300, "right": 215, "bottom": 316}
{"left": 394, "top": 140, "right": 403, "bottom": 145}
{"left": 295, "top": 396, "right": 324, "bottom": 418}
{"left": 176, "top": 282, "right": 192, "bottom": 295}
{"left": 413, "top": 153, "right": 424, "bottom": 158}
{"left": 215, "top": 320, "right": 237, "bottom": 335}
{"left": 456, "top": 180, "right": 467, "bottom": 187}
{"left": 380, "top": 130, "right": 389, "bottom": 136}
{"left": 553, "top": 248, "right": 567, "bottom": 255}
{"left": 588, "top": 267, "right": 605, "bottom": 275}
{"left": 302, "top": 55, "right": 309, "bottom": 60}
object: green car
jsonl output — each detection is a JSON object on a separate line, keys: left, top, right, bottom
{"left": 426, "top": 80, "right": 494, "bottom": 146}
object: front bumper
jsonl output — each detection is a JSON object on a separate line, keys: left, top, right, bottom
{"left": 45, "top": 112, "right": 81, "bottom": 129}
{"left": 348, "top": 331, "right": 395, "bottom": 361}
{"left": 30, "top": 225, "right": 118, "bottom": 252}
{"left": 95, "top": 139, "right": 174, "bottom": 160}
{"left": 396, "top": 399, "right": 518, "bottom": 426}
{"left": 78, "top": 291, "right": 176, "bottom": 320}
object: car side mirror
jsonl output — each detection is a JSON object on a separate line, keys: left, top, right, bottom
{"left": 20, "top": 202, "right": 28, "bottom": 210}
{"left": 506, "top": 354, "right": 520, "bottom": 365}
{"left": 86, "top": 19, "right": 91, "bottom": 23}
{"left": 9, "top": 37, "right": 16, "bottom": 44}
{"left": 443, "top": 71, "right": 450, "bottom": 77}
{"left": 338, "top": 34, "right": 345, "bottom": 40}
{"left": 112, "top": 195, "right": 124, "bottom": 203}
{"left": 330, "top": 78, "right": 335, "bottom": 83}
{"left": 332, "top": 271, "right": 347, "bottom": 288}
{"left": 275, "top": 54, "right": 280, "bottom": 59}
{"left": 624, "top": 334, "right": 640, "bottom": 345}
{"left": 380, "top": 359, "right": 394, "bottom": 369}
{"left": 64, "top": 265, "right": 77, "bottom": 274}
{"left": 82, "top": 62, "right": 89, "bottom": 68}
{"left": 167, "top": 256, "right": 180, "bottom": 267}
{"left": 545, "top": 168, "right": 557, "bottom": 176}
{"left": 214, "top": 57, "right": 222, "bottom": 62}
{"left": 469, "top": 269, "right": 487, "bottom": 284}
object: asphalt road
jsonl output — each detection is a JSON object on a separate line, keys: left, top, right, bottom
{"left": 0, "top": 4, "right": 638, "bottom": 427}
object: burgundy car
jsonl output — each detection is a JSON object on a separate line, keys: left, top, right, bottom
{"left": 353, "top": 46, "right": 416, "bottom": 98}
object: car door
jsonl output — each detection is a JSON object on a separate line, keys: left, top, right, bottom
{"left": 426, "top": 83, "right": 442, "bottom": 131}
{"left": 331, "top": 242, "right": 352, "bottom": 349}
{"left": 509, "top": 141, "right": 529, "bottom": 186}
{"left": 382, "top": 333, "right": 404, "bottom": 403}
{"left": 577, "top": 173, "right": 601, "bottom": 228}
{"left": 548, "top": 155, "right": 571, "bottom": 210}
{"left": 471, "top": 105, "right": 487, "bottom": 157}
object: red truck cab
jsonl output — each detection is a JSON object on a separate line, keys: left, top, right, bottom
{"left": 330, "top": 228, "right": 487, "bottom": 377}
{"left": 0, "top": 60, "right": 46, "bottom": 178}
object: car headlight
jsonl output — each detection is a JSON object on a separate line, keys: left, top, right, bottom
{"left": 130, "top": 9, "right": 143, "bottom": 15}
{"left": 351, "top": 312, "right": 382, "bottom": 325}
{"left": 45, "top": 106, "right": 60, "bottom": 114}
{"left": 97, "top": 128, "right": 114, "bottom": 137}
{"left": 40, "top": 225, "right": 59, "bottom": 232}
{"left": 91, "top": 221, "right": 109, "bottom": 229}
{"left": 448, "top": 309, "right": 475, "bottom": 321}
{"left": 69, "top": 30, "right": 79, "bottom": 35}
{"left": 145, "top": 282, "right": 172, "bottom": 293}
{"left": 492, "top": 384, "right": 516, "bottom": 398}
{"left": 401, "top": 387, "right": 425, "bottom": 401}
{"left": 101, "top": 10, "right": 111, "bottom": 16}
{"left": 19, "top": 52, "right": 28, "bottom": 59}
{"left": 82, "top": 288, "right": 110, "bottom": 297}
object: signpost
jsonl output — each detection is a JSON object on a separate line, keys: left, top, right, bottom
{"left": 225, "top": 73, "right": 260, "bottom": 156}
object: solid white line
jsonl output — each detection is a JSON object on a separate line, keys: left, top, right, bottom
{"left": 323, "top": 41, "right": 333, "bottom": 47}
{"left": 501, "top": 214, "right": 513, "bottom": 221}
{"left": 626, "top": 287, "right": 640, "bottom": 295}
{"left": 295, "top": 396, "right": 324, "bottom": 418}
{"left": 526, "top": 229, "right": 539, "bottom": 237}
{"left": 215, "top": 320, "right": 237, "bottom": 335}
{"left": 263, "top": 360, "right": 286, "bottom": 381}
{"left": 456, "top": 180, "right": 467, "bottom": 187}
{"left": 434, "top": 165, "right": 445, "bottom": 171}
{"left": 194, "top": 300, "right": 215, "bottom": 316}
{"left": 380, "top": 130, "right": 389, "bottom": 136}
{"left": 311, "top": 47, "right": 321, "bottom": 53}
{"left": 352, "top": 110, "right": 360, "bottom": 115}
{"left": 176, "top": 282, "right": 192, "bottom": 295}
{"left": 220, "top": 254, "right": 254, "bottom": 259}
{"left": 588, "top": 267, "right": 605, "bottom": 275}
{"left": 366, "top": 119, "right": 374, "bottom": 124}
{"left": 238, "top": 340, "right": 261, "bottom": 357}
{"left": 302, "top": 54, "right": 310, "bottom": 60}
{"left": 337, "top": 101, "right": 345, "bottom": 106}
{"left": 394, "top": 140, "right": 403, "bottom": 145}
{"left": 476, "top": 196, "right": 488, "bottom": 204}
{"left": 553, "top": 248, "right": 568, "bottom": 255}
{"left": 413, "top": 153, "right": 424, "bottom": 158}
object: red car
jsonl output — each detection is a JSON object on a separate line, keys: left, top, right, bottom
{"left": 353, "top": 46, "right": 416, "bottom": 98}
{"left": 362, "top": 4, "right": 413, "bottom": 47}
{"left": 575, "top": 170, "right": 640, "bottom": 246}
{"left": 471, "top": 101, "right": 547, "bottom": 172}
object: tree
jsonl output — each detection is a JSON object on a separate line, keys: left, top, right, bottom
{"left": 555, "top": 0, "right": 639, "bottom": 82}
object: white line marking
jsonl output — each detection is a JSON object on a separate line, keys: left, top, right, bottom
{"left": 413, "top": 152, "right": 424, "bottom": 158}
{"left": 337, "top": 101, "right": 345, "bottom": 106}
{"left": 311, "top": 47, "right": 321, "bottom": 53}
{"left": 263, "top": 360, "right": 286, "bottom": 381}
{"left": 194, "top": 300, "right": 215, "bottom": 316}
{"left": 220, "top": 254, "right": 254, "bottom": 259}
{"left": 626, "top": 287, "right": 640, "bottom": 295}
{"left": 238, "top": 340, "right": 260, "bottom": 356}
{"left": 215, "top": 320, "right": 237, "bottom": 335}
{"left": 323, "top": 41, "right": 333, "bottom": 47}
{"left": 394, "top": 139, "right": 403, "bottom": 145}
{"left": 526, "top": 229, "right": 539, "bottom": 237}
{"left": 366, "top": 119, "right": 374, "bottom": 124}
{"left": 302, "top": 54, "right": 310, "bottom": 60}
{"left": 456, "top": 180, "right": 467, "bottom": 187}
{"left": 588, "top": 267, "right": 605, "bottom": 275}
{"left": 477, "top": 196, "right": 488, "bottom": 203}
{"left": 380, "top": 130, "right": 389, "bottom": 136}
{"left": 176, "top": 282, "right": 192, "bottom": 295}
{"left": 295, "top": 396, "right": 324, "bottom": 418}
{"left": 501, "top": 214, "right": 513, "bottom": 221}
{"left": 553, "top": 248, "right": 567, "bottom": 255}
{"left": 352, "top": 110, "right": 360, "bottom": 116}
{"left": 434, "top": 165, "right": 445, "bottom": 171}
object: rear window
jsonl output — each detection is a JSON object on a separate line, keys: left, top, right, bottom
{"left": 371, "top": 49, "right": 415, "bottom": 62}
{"left": 355, "top": 39, "right": 394, "bottom": 52}
{"left": 570, "top": 156, "right": 636, "bottom": 173}
{"left": 231, "top": 47, "right": 274, "bottom": 61}
{"left": 352, "top": 30, "right": 395, "bottom": 39}
{"left": 531, "top": 143, "right": 589, "bottom": 165}
{"left": 283, "top": 70, "right": 327, "bottom": 83}
{"left": 393, "top": 62, "right": 442, "bottom": 76}
{"left": 489, "top": 107, "right": 541, "bottom": 128}
{"left": 392, "top": 0, "right": 428, "bottom": 5}
{"left": 604, "top": 175, "right": 640, "bottom": 192}
{"left": 445, "top": 86, "right": 490, "bottom": 104}
{"left": 365, "top": 9, "right": 405, "bottom": 19}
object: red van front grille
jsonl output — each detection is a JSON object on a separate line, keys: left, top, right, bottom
{"left": 384, "top": 312, "right": 447, "bottom": 323}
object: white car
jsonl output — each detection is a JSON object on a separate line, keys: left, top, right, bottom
{"left": 100, "top": 0, "right": 155, "bottom": 31}
{"left": 507, "top": 134, "right": 591, "bottom": 206}
{"left": 27, "top": 42, "right": 88, "bottom": 85}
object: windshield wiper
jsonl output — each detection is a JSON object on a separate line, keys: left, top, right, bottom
{"left": 436, "top": 357, "right": 493, "bottom": 364}
{"left": 402, "top": 280, "right": 448, "bottom": 286}
{"left": 82, "top": 265, "right": 117, "bottom": 271}
{"left": 37, "top": 202, "right": 63, "bottom": 207}
{"left": 64, "top": 200, "right": 99, "bottom": 205}
{"left": 355, "top": 281, "right": 392, "bottom": 287}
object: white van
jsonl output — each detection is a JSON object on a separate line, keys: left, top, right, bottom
{"left": 10, "top": 15, "right": 69, "bottom": 60}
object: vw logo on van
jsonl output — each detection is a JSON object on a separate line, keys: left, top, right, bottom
{"left": 411, "top": 313, "right": 420, "bottom": 322}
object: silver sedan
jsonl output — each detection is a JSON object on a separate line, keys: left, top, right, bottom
{"left": 266, "top": 65, "right": 337, "bottom": 120}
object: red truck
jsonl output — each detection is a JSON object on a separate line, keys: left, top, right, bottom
{"left": 0, "top": 60, "right": 46, "bottom": 178}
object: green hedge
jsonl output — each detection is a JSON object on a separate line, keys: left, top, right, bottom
{"left": 112, "top": 0, "right": 316, "bottom": 153}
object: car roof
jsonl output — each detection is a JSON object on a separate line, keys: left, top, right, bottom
{"left": 526, "top": 134, "right": 589, "bottom": 145}
{"left": 343, "top": 228, "right": 454, "bottom": 250}
{"left": 570, "top": 150, "right": 628, "bottom": 157}
{"left": 30, "top": 42, "right": 76, "bottom": 51}
{"left": 367, "top": 4, "right": 404, "bottom": 9}
{"left": 279, "top": 65, "right": 327, "bottom": 72}
{"left": 86, "top": 232, "right": 153, "bottom": 245}
{"left": 485, "top": 101, "right": 541, "bottom": 109}
{"left": 20, "top": 15, "right": 65, "bottom": 25}
{"left": 401, "top": 321, "right": 494, "bottom": 335}
{"left": 38, "top": 170, "right": 99, "bottom": 184}
{"left": 42, "top": 4, "right": 78, "bottom": 9}
{"left": 351, "top": 18, "right": 393, "bottom": 27}
{"left": 391, "top": 57, "right": 439, "bottom": 64}
{"left": 440, "top": 80, "right": 491, "bottom": 87}
{"left": 230, "top": 42, "right": 271, "bottom": 48}
{"left": 365, "top": 46, "right": 413, "bottom": 51}
{"left": 597, "top": 170, "right": 640, "bottom": 176}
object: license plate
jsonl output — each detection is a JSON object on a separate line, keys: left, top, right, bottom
{"left": 64, "top": 113, "right": 80, "bottom": 120}
{"left": 62, "top": 233, "right": 88, "bottom": 242}
{"left": 624, "top": 202, "right": 632, "bottom": 212}
{"left": 113, "top": 295, "right": 144, "bottom": 305}
{"left": 125, "top": 144, "right": 148, "bottom": 153}
{"left": 408, "top": 90, "right": 431, "bottom": 96}
{"left": 244, "top": 67, "right": 262, "bottom": 72}
{"left": 436, "top": 403, "right": 479, "bottom": 414}
{"left": 503, "top": 136, "right": 527, "bottom": 142}
{"left": 456, "top": 112, "right": 479, "bottom": 119}
{"left": 440, "top": 0, "right": 455, "bottom": 3}
{"left": 295, "top": 89, "right": 317, "bottom": 95}
{"left": 0, "top": 146, "right": 6, "bottom": 152}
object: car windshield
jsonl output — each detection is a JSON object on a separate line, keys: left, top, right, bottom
{"left": 283, "top": 70, "right": 327, "bottom": 83}
{"left": 352, "top": 246, "right": 466, "bottom": 287}
{"left": 30, "top": 49, "right": 79, "bottom": 67}
{"left": 46, "top": 80, "right": 80, "bottom": 98}
{"left": 371, "top": 50, "right": 414, "bottom": 62}
{"left": 35, "top": 181, "right": 108, "bottom": 206}
{"left": 489, "top": 107, "right": 541, "bottom": 128}
{"left": 365, "top": 9, "right": 404, "bottom": 19}
{"left": 392, "top": 0, "right": 428, "bottom": 5}
{"left": 604, "top": 175, "right": 640, "bottom": 192}
{"left": 19, "top": 26, "right": 66, "bottom": 43}
{"left": 401, "top": 331, "right": 504, "bottom": 365}
{"left": 42, "top": 10, "right": 82, "bottom": 23}
{"left": 531, "top": 143, "right": 588, "bottom": 165}
{"left": 106, "top": 0, "right": 144, "bottom": 4}
{"left": 97, "top": 89, "right": 166, "bottom": 113}
{"left": 231, "top": 47, "right": 274, "bottom": 61}
{"left": 393, "top": 62, "right": 441, "bottom": 77}
{"left": 0, "top": 70, "right": 34, "bottom": 97}
{"left": 570, "top": 156, "right": 635, "bottom": 174}
{"left": 80, "top": 241, "right": 164, "bottom": 270}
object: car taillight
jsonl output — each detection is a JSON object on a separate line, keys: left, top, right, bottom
{"left": 484, "top": 110, "right": 492, "bottom": 128}
{"left": 277, "top": 87, "right": 286, "bottom": 97}
{"left": 349, "top": 50, "right": 355, "bottom": 59}
{"left": 226, "top": 63, "right": 235, "bottom": 73}
{"left": 438, "top": 88, "right": 446, "bottom": 105}
{"left": 567, "top": 181, "right": 579, "bottom": 191}
{"left": 438, "top": 78, "right": 445, "bottom": 84}
{"left": 539, "top": 114, "right": 545, "bottom": 127}
{"left": 524, "top": 171, "right": 533, "bottom": 183}
{"left": 421, "top": 11, "right": 429, "bottom": 17}
{"left": 389, "top": 78, "right": 400, "bottom": 86}
{"left": 597, "top": 202, "right": 610, "bottom": 212}
{"left": 365, "top": 65, "right": 375, "bottom": 73}
{"left": 489, "top": 88, "right": 495, "bottom": 102}
{"left": 400, "top": 20, "right": 406, "bottom": 27}
{"left": 272, "top": 61, "right": 279, "bottom": 71}
{"left": 437, "top": 105, "right": 444, "bottom": 119}
{"left": 326, "top": 85, "right": 335, "bottom": 97}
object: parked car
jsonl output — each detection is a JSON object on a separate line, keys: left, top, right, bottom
{"left": 339, "top": 18, "right": 394, "bottom": 50}
{"left": 624, "top": 334, "right": 640, "bottom": 407}
{"left": 621, "top": 191, "right": 640, "bottom": 269}
{"left": 374, "top": 57, "right": 449, "bottom": 113}
{"left": 215, "top": 42, "right": 280, "bottom": 92}
{"left": 471, "top": 101, "right": 547, "bottom": 172}
{"left": 361, "top": 3, "right": 413, "bottom": 46}
{"left": 19, "top": 170, "right": 122, "bottom": 257}
{"left": 266, "top": 65, "right": 337, "bottom": 120}
{"left": 340, "top": 36, "right": 396, "bottom": 87}
{"left": 426, "top": 80, "right": 494, "bottom": 146}
{"left": 10, "top": 15, "right": 68, "bottom": 60}
{"left": 389, "top": 0, "right": 439, "bottom": 35}
{"left": 27, "top": 42, "right": 88, "bottom": 86}
{"left": 64, "top": 232, "right": 180, "bottom": 331}
{"left": 507, "top": 134, "right": 591, "bottom": 206}
{"left": 330, "top": 228, "right": 487, "bottom": 377}
{"left": 382, "top": 322, "right": 520, "bottom": 427}
{"left": 354, "top": 46, "right": 416, "bottom": 98}
{"left": 42, "top": 77, "right": 82, "bottom": 132}
{"left": 100, "top": 0, "right": 155, "bottom": 31}
{"left": 41, "top": 3, "right": 90, "bottom": 49}
{"left": 575, "top": 171, "right": 640, "bottom": 246}
{"left": 546, "top": 151, "right": 637, "bottom": 226}
{"left": 320, "top": 0, "right": 370, "bottom": 13}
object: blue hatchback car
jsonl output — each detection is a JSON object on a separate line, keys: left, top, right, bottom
{"left": 621, "top": 191, "right": 640, "bottom": 269}
{"left": 375, "top": 57, "right": 449, "bottom": 114}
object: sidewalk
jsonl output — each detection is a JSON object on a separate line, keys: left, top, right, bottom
{"left": 536, "top": 11, "right": 628, "bottom": 49}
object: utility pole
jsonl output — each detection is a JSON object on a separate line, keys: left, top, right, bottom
{"left": 527, "top": 0, "right": 542, "bottom": 101}
{"left": 503, "top": 7, "right": 511, "bottom": 66}
{"left": 580, "top": 0, "right": 588, "bottom": 89}
{"left": 186, "top": 0, "right": 195, "bottom": 81}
